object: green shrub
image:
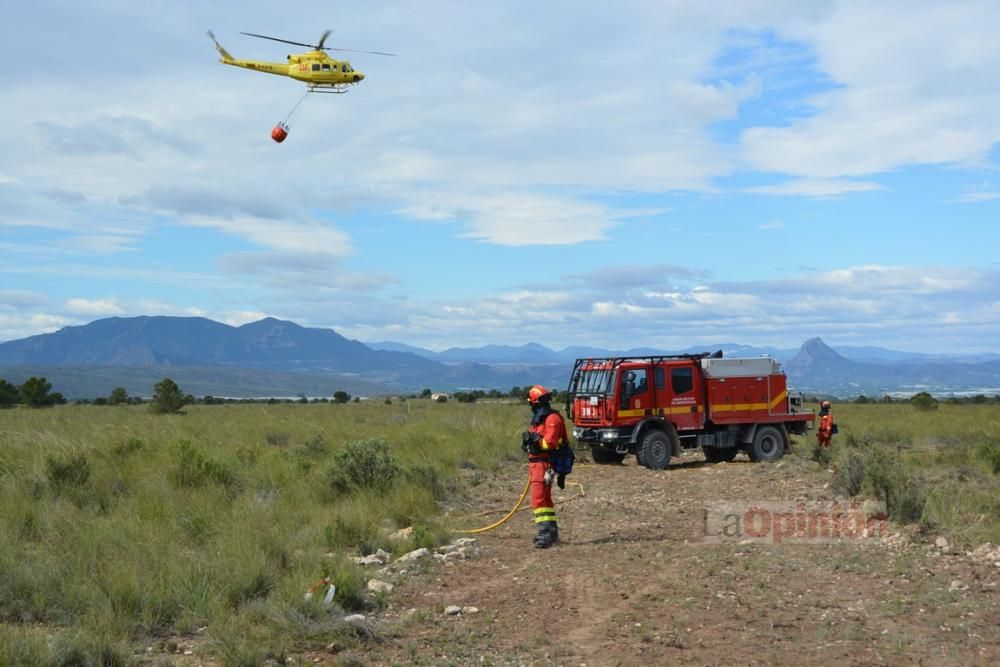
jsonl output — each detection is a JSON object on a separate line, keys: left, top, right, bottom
{"left": 170, "top": 440, "right": 238, "bottom": 490}
{"left": 809, "top": 442, "right": 833, "bottom": 467}
{"left": 326, "top": 438, "right": 399, "bottom": 495}
{"left": 910, "top": 391, "right": 939, "bottom": 411}
{"left": 323, "top": 516, "right": 379, "bottom": 554}
{"left": 265, "top": 431, "right": 290, "bottom": 447}
{"left": 111, "top": 436, "right": 144, "bottom": 457}
{"left": 832, "top": 448, "right": 865, "bottom": 496}
{"left": 45, "top": 452, "right": 91, "bottom": 489}
{"left": 227, "top": 572, "right": 275, "bottom": 608}
{"left": 975, "top": 439, "right": 1000, "bottom": 474}
{"left": 405, "top": 463, "right": 449, "bottom": 501}
{"left": 862, "top": 446, "right": 925, "bottom": 524}
{"left": 302, "top": 433, "right": 329, "bottom": 457}
{"left": 330, "top": 564, "right": 368, "bottom": 612}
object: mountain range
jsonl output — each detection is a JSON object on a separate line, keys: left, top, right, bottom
{"left": 1, "top": 316, "right": 999, "bottom": 398}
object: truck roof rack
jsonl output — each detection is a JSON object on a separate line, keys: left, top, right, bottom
{"left": 571, "top": 351, "right": 720, "bottom": 368}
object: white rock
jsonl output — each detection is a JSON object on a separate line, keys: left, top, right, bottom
{"left": 375, "top": 548, "right": 392, "bottom": 563}
{"left": 397, "top": 547, "right": 430, "bottom": 562}
{"left": 343, "top": 614, "right": 366, "bottom": 623}
{"left": 367, "top": 579, "right": 394, "bottom": 594}
{"left": 444, "top": 605, "right": 462, "bottom": 616}
{"left": 462, "top": 606, "right": 479, "bottom": 614}
{"left": 353, "top": 555, "right": 383, "bottom": 566}
{"left": 935, "top": 536, "right": 949, "bottom": 550}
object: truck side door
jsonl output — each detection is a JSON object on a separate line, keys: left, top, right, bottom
{"left": 617, "top": 366, "right": 651, "bottom": 418}
{"left": 668, "top": 365, "right": 703, "bottom": 431}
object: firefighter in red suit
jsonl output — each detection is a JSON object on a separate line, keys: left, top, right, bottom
{"left": 817, "top": 400, "right": 834, "bottom": 448}
{"left": 522, "top": 385, "right": 568, "bottom": 548}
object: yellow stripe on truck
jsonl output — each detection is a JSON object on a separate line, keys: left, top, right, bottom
{"left": 769, "top": 390, "right": 788, "bottom": 411}
{"left": 710, "top": 402, "right": 768, "bottom": 413}
{"left": 617, "top": 405, "right": 700, "bottom": 418}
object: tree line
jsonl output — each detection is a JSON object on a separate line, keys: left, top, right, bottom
{"left": 1, "top": 376, "right": 553, "bottom": 412}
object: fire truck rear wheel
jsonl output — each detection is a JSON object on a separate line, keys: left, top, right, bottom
{"left": 748, "top": 425, "right": 787, "bottom": 462}
{"left": 590, "top": 445, "right": 626, "bottom": 464}
{"left": 640, "top": 430, "right": 673, "bottom": 470}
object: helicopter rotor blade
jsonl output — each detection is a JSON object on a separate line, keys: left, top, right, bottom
{"left": 240, "top": 32, "right": 317, "bottom": 49}
{"left": 329, "top": 48, "right": 398, "bottom": 57}
{"left": 317, "top": 30, "right": 332, "bottom": 50}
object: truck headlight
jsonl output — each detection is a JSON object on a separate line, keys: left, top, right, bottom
{"left": 601, "top": 431, "right": 616, "bottom": 440}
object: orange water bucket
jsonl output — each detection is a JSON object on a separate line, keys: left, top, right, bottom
{"left": 271, "top": 122, "right": 289, "bottom": 143}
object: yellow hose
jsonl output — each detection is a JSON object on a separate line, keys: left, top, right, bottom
{"left": 453, "top": 474, "right": 587, "bottom": 534}
{"left": 453, "top": 476, "right": 531, "bottom": 534}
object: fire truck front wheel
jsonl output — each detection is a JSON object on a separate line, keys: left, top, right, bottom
{"left": 640, "top": 428, "right": 676, "bottom": 470}
{"left": 747, "top": 425, "right": 788, "bottom": 462}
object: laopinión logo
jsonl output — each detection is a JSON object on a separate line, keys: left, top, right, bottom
{"left": 702, "top": 500, "right": 888, "bottom": 544}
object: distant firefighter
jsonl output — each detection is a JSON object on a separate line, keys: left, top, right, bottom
{"left": 816, "top": 400, "right": 835, "bottom": 448}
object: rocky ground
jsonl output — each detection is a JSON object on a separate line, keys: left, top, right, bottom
{"left": 330, "top": 448, "right": 1000, "bottom": 666}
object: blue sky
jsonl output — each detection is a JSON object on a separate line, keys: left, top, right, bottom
{"left": 2, "top": 1, "right": 999, "bottom": 353}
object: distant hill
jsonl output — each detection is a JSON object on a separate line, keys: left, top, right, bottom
{"left": 369, "top": 340, "right": 797, "bottom": 364}
{"left": 0, "top": 316, "right": 567, "bottom": 398}
{"left": 0, "top": 316, "right": 438, "bottom": 376}
{"left": 784, "top": 338, "right": 1000, "bottom": 396}
{"left": 2, "top": 318, "right": 999, "bottom": 398}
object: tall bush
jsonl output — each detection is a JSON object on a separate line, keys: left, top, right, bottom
{"left": 150, "top": 378, "right": 187, "bottom": 414}
{"left": 326, "top": 438, "right": 399, "bottom": 495}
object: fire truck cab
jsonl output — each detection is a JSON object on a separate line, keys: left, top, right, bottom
{"left": 566, "top": 353, "right": 814, "bottom": 469}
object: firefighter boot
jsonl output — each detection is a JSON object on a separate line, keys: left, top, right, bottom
{"left": 533, "top": 524, "right": 554, "bottom": 549}
{"left": 548, "top": 522, "right": 559, "bottom": 544}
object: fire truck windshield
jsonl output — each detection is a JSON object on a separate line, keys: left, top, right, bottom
{"left": 571, "top": 367, "right": 613, "bottom": 394}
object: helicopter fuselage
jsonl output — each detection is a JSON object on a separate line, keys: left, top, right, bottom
{"left": 216, "top": 50, "right": 364, "bottom": 87}
{"left": 209, "top": 31, "right": 365, "bottom": 92}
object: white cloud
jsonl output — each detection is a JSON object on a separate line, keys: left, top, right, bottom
{"left": 400, "top": 192, "right": 617, "bottom": 246}
{"left": 953, "top": 192, "right": 1000, "bottom": 203}
{"left": 64, "top": 298, "right": 126, "bottom": 316}
{"left": 182, "top": 216, "right": 353, "bottom": 254}
{"left": 745, "top": 179, "right": 883, "bottom": 197}
{"left": 0, "top": 313, "right": 70, "bottom": 342}
{"left": 319, "top": 262, "right": 1000, "bottom": 353}
{"left": 741, "top": 1, "right": 1000, "bottom": 179}
{"left": 0, "top": 289, "right": 46, "bottom": 309}
{"left": 219, "top": 310, "right": 271, "bottom": 326}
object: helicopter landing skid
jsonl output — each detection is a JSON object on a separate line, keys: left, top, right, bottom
{"left": 308, "top": 85, "right": 351, "bottom": 94}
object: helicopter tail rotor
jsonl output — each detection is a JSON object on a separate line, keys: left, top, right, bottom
{"left": 207, "top": 30, "right": 235, "bottom": 62}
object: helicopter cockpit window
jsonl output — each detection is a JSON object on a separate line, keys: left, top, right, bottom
{"left": 311, "top": 64, "right": 321, "bottom": 72}
{"left": 321, "top": 64, "right": 331, "bottom": 71}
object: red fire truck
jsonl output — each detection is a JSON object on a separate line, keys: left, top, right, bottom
{"left": 565, "top": 352, "right": 815, "bottom": 468}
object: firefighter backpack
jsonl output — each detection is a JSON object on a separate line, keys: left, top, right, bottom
{"left": 551, "top": 444, "right": 575, "bottom": 476}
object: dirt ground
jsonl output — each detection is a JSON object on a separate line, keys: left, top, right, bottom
{"left": 333, "top": 448, "right": 1000, "bottom": 666}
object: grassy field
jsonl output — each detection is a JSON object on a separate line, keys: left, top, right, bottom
{"left": 817, "top": 403, "right": 1000, "bottom": 548}
{"left": 0, "top": 400, "right": 997, "bottom": 665}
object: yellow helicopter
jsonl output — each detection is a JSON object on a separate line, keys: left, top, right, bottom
{"left": 207, "top": 29, "right": 396, "bottom": 94}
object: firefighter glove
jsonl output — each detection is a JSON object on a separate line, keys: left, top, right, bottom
{"left": 543, "top": 468, "right": 556, "bottom": 486}
{"left": 557, "top": 474, "right": 566, "bottom": 490}
{"left": 522, "top": 431, "right": 542, "bottom": 454}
